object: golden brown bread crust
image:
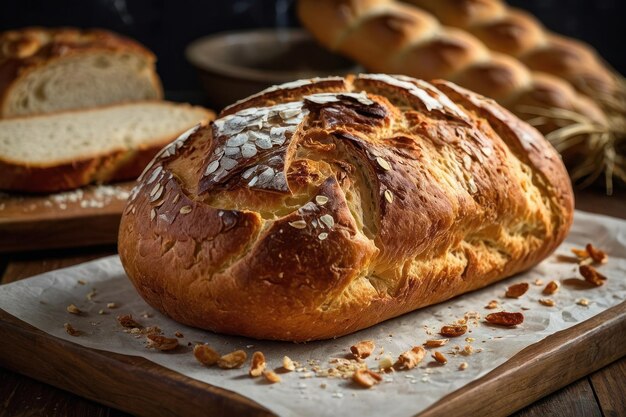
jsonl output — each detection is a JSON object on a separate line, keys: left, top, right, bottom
{"left": 405, "top": 0, "right": 624, "bottom": 105}
{"left": 297, "top": 0, "right": 609, "bottom": 126}
{"left": 118, "top": 74, "right": 574, "bottom": 341}
{"left": 0, "top": 27, "right": 163, "bottom": 116}
{"left": 0, "top": 102, "right": 215, "bottom": 193}
{"left": 0, "top": 143, "right": 162, "bottom": 193}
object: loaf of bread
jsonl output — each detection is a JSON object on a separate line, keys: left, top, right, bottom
{"left": 0, "top": 101, "right": 213, "bottom": 192}
{"left": 405, "top": 0, "right": 625, "bottom": 111}
{"left": 118, "top": 74, "right": 574, "bottom": 341}
{"left": 0, "top": 27, "right": 163, "bottom": 118}
{"left": 297, "top": 0, "right": 606, "bottom": 126}
{"left": 298, "top": 0, "right": 626, "bottom": 190}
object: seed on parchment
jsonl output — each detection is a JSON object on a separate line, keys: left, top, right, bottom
{"left": 117, "top": 314, "right": 142, "bottom": 329}
{"left": 218, "top": 350, "right": 247, "bottom": 369}
{"left": 64, "top": 323, "right": 81, "bottom": 336}
{"left": 378, "top": 354, "right": 394, "bottom": 371}
{"left": 66, "top": 304, "right": 81, "bottom": 315}
{"left": 505, "top": 283, "right": 529, "bottom": 298}
{"left": 249, "top": 351, "right": 267, "bottom": 377}
{"left": 432, "top": 351, "right": 447, "bottom": 364}
{"left": 263, "top": 370, "right": 281, "bottom": 383}
{"left": 485, "top": 312, "right": 524, "bottom": 327}
{"left": 440, "top": 325, "right": 467, "bottom": 338}
{"left": 539, "top": 299, "right": 556, "bottom": 307}
{"left": 424, "top": 339, "right": 449, "bottom": 348}
{"left": 543, "top": 281, "right": 559, "bottom": 295}
{"left": 579, "top": 265, "right": 606, "bottom": 286}
{"left": 283, "top": 356, "right": 296, "bottom": 371}
{"left": 395, "top": 346, "right": 426, "bottom": 370}
{"left": 146, "top": 334, "right": 178, "bottom": 351}
{"left": 585, "top": 243, "right": 608, "bottom": 264}
{"left": 194, "top": 344, "right": 220, "bottom": 366}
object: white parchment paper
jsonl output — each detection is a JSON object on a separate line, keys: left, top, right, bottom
{"left": 1, "top": 210, "right": 625, "bottom": 417}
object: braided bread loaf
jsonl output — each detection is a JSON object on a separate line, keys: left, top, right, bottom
{"left": 118, "top": 74, "right": 573, "bottom": 341}
{"left": 300, "top": 0, "right": 610, "bottom": 122}
{"left": 405, "top": 0, "right": 625, "bottom": 110}
{"left": 298, "top": 0, "right": 626, "bottom": 189}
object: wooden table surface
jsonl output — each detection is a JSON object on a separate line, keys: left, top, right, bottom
{"left": 1, "top": 187, "right": 625, "bottom": 417}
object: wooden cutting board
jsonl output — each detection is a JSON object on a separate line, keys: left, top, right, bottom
{"left": 0, "top": 301, "right": 623, "bottom": 417}
{"left": 0, "top": 183, "right": 133, "bottom": 253}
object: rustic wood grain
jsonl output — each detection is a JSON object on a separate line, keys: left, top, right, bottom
{"left": 0, "top": 183, "right": 132, "bottom": 253}
{"left": 0, "top": 367, "right": 131, "bottom": 417}
{"left": 0, "top": 309, "right": 274, "bottom": 417}
{"left": 0, "top": 298, "right": 623, "bottom": 417}
{"left": 511, "top": 378, "right": 602, "bottom": 417}
{"left": 589, "top": 357, "right": 626, "bottom": 417}
{"left": 1, "top": 247, "right": 116, "bottom": 284}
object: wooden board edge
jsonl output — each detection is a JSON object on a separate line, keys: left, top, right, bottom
{"left": 418, "top": 301, "right": 626, "bottom": 417}
{"left": 0, "top": 213, "right": 122, "bottom": 253}
{"left": 0, "top": 309, "right": 275, "bottom": 417}
{"left": 0, "top": 302, "right": 624, "bottom": 417}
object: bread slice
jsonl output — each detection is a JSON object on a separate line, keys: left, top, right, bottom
{"left": 0, "top": 28, "right": 163, "bottom": 117}
{"left": 0, "top": 101, "right": 214, "bottom": 192}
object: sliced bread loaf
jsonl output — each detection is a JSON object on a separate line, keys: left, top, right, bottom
{"left": 0, "top": 27, "right": 163, "bottom": 117}
{"left": 0, "top": 101, "right": 213, "bottom": 192}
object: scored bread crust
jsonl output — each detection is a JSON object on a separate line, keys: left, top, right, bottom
{"left": 118, "top": 74, "right": 574, "bottom": 342}
{"left": 0, "top": 27, "right": 163, "bottom": 117}
{"left": 0, "top": 101, "right": 214, "bottom": 193}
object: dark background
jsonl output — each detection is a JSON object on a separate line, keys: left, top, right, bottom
{"left": 1, "top": 0, "right": 623, "bottom": 93}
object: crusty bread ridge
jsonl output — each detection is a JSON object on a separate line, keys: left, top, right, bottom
{"left": 0, "top": 27, "right": 163, "bottom": 117}
{"left": 405, "top": 0, "right": 625, "bottom": 109}
{"left": 118, "top": 74, "right": 574, "bottom": 342}
{"left": 297, "top": 0, "right": 608, "bottom": 126}
{"left": 0, "top": 101, "right": 214, "bottom": 192}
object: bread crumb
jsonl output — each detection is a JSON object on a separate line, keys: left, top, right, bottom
{"left": 66, "top": 304, "right": 81, "bottom": 315}
{"left": 283, "top": 356, "right": 296, "bottom": 371}
{"left": 146, "top": 334, "right": 178, "bottom": 351}
{"left": 350, "top": 340, "right": 375, "bottom": 359}
{"left": 263, "top": 370, "right": 281, "bottom": 383}
{"left": 249, "top": 351, "right": 266, "bottom": 377}
{"left": 218, "top": 350, "right": 247, "bottom": 369}
{"left": 194, "top": 344, "right": 220, "bottom": 366}
{"left": 64, "top": 323, "right": 81, "bottom": 336}
{"left": 539, "top": 298, "right": 556, "bottom": 307}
